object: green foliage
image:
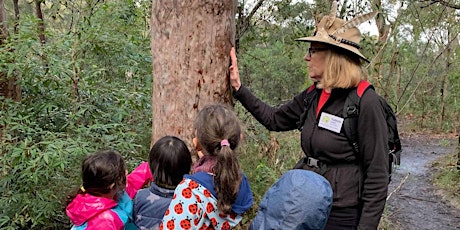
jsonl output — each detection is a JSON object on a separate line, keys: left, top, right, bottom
{"left": 432, "top": 152, "right": 460, "bottom": 208}
{"left": 0, "top": 0, "right": 152, "bottom": 229}
{"left": 377, "top": 2, "right": 460, "bottom": 132}
{"left": 0, "top": 101, "right": 148, "bottom": 229}
{"left": 239, "top": 40, "right": 309, "bottom": 105}
{"left": 0, "top": 113, "right": 92, "bottom": 228}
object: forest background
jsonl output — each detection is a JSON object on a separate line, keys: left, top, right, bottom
{"left": 0, "top": 0, "right": 459, "bottom": 229}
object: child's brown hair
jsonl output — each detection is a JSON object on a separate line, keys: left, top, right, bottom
{"left": 65, "top": 150, "right": 127, "bottom": 205}
{"left": 194, "top": 104, "right": 242, "bottom": 214}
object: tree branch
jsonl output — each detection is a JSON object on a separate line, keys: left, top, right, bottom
{"left": 387, "top": 173, "right": 410, "bottom": 201}
{"left": 420, "top": 0, "right": 460, "bottom": 9}
{"left": 236, "top": 0, "right": 266, "bottom": 48}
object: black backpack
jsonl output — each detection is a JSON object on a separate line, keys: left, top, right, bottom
{"left": 297, "top": 80, "right": 402, "bottom": 182}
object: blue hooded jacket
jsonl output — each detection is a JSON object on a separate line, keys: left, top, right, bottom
{"left": 250, "top": 169, "right": 333, "bottom": 230}
{"left": 133, "top": 182, "right": 175, "bottom": 229}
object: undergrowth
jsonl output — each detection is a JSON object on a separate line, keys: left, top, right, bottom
{"left": 432, "top": 151, "right": 460, "bottom": 209}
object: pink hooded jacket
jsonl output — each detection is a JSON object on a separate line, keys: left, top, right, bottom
{"left": 66, "top": 162, "right": 152, "bottom": 230}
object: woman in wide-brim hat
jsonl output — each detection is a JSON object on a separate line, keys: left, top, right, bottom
{"left": 229, "top": 1, "right": 389, "bottom": 229}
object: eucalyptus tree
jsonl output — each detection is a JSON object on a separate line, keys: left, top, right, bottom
{"left": 150, "top": 1, "right": 237, "bottom": 149}
{"left": 386, "top": 1, "right": 460, "bottom": 131}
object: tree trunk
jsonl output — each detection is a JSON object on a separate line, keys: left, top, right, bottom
{"left": 0, "top": 0, "right": 8, "bottom": 45}
{"left": 373, "top": 0, "right": 391, "bottom": 91}
{"left": 35, "top": 0, "right": 46, "bottom": 44}
{"left": 150, "top": 0, "right": 237, "bottom": 148}
{"left": 457, "top": 134, "right": 460, "bottom": 170}
{"left": 235, "top": 0, "right": 266, "bottom": 50}
{"left": 384, "top": 48, "right": 398, "bottom": 100}
{"left": 13, "top": 0, "right": 19, "bottom": 33}
{"left": 0, "top": 0, "right": 20, "bottom": 101}
{"left": 440, "top": 27, "right": 456, "bottom": 130}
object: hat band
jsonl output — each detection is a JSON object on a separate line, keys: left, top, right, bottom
{"left": 328, "top": 34, "right": 360, "bottom": 49}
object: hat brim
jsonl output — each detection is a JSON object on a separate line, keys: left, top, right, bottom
{"left": 296, "top": 36, "right": 370, "bottom": 63}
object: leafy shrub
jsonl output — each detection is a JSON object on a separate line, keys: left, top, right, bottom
{"left": 0, "top": 99, "right": 150, "bottom": 229}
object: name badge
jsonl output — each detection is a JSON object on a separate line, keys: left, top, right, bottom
{"left": 318, "top": 112, "right": 344, "bottom": 133}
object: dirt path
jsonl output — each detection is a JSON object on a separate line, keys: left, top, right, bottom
{"left": 386, "top": 133, "right": 460, "bottom": 230}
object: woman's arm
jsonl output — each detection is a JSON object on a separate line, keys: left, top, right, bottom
{"left": 357, "top": 90, "right": 389, "bottom": 229}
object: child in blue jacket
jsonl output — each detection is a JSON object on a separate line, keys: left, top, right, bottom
{"left": 133, "top": 136, "right": 192, "bottom": 229}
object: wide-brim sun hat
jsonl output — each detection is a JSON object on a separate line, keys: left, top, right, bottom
{"left": 296, "top": 1, "right": 377, "bottom": 63}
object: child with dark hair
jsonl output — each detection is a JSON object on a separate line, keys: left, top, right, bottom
{"left": 133, "top": 136, "right": 192, "bottom": 229}
{"left": 65, "top": 150, "right": 152, "bottom": 230}
{"left": 161, "top": 104, "right": 254, "bottom": 230}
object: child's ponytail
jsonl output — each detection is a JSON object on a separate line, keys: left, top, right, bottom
{"left": 194, "top": 104, "right": 243, "bottom": 214}
{"left": 214, "top": 139, "right": 242, "bottom": 214}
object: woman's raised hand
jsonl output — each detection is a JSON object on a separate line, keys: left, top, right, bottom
{"left": 229, "top": 47, "right": 241, "bottom": 91}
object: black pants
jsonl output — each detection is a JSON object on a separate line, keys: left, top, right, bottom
{"left": 325, "top": 205, "right": 361, "bottom": 230}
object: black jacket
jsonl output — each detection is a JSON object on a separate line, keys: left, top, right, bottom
{"left": 234, "top": 85, "right": 389, "bottom": 230}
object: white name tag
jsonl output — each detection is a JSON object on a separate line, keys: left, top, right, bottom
{"left": 318, "top": 112, "right": 344, "bottom": 133}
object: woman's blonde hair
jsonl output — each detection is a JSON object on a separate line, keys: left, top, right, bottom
{"left": 320, "top": 48, "right": 368, "bottom": 89}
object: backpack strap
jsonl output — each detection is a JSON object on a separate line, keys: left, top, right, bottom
{"left": 343, "top": 80, "right": 372, "bottom": 198}
{"left": 306, "top": 84, "right": 316, "bottom": 94}
{"left": 343, "top": 80, "right": 373, "bottom": 155}
{"left": 297, "top": 84, "right": 318, "bottom": 131}
{"left": 356, "top": 80, "right": 371, "bottom": 97}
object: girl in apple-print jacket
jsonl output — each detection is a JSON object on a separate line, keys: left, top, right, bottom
{"left": 65, "top": 150, "right": 152, "bottom": 230}
{"left": 160, "top": 104, "right": 254, "bottom": 230}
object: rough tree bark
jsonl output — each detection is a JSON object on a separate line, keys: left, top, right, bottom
{"left": 150, "top": 1, "right": 237, "bottom": 149}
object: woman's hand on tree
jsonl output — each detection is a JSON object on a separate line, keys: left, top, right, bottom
{"left": 229, "top": 47, "right": 241, "bottom": 91}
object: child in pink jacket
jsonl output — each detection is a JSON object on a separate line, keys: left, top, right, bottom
{"left": 65, "top": 150, "right": 152, "bottom": 230}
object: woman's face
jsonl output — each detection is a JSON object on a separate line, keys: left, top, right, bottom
{"left": 304, "top": 42, "right": 329, "bottom": 83}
